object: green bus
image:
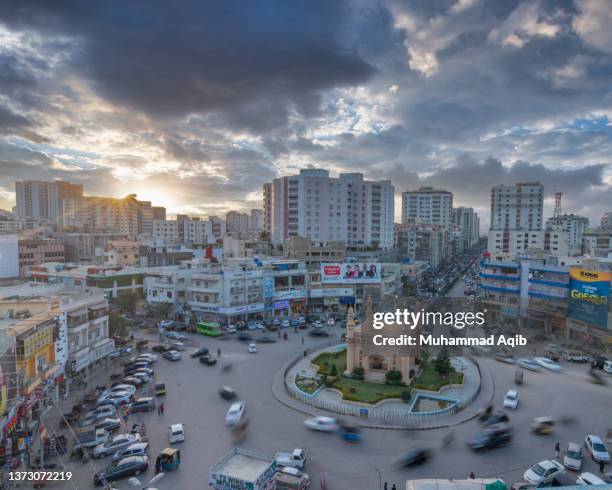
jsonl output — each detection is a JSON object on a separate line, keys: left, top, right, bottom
{"left": 196, "top": 321, "right": 223, "bottom": 337}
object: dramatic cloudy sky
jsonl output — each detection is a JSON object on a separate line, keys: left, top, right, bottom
{"left": 1, "top": 0, "right": 612, "bottom": 228}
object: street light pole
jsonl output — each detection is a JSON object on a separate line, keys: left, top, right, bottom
{"left": 374, "top": 467, "right": 382, "bottom": 490}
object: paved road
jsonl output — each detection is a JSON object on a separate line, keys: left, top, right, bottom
{"left": 56, "top": 326, "right": 612, "bottom": 490}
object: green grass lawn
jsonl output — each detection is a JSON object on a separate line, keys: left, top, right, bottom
{"left": 413, "top": 362, "right": 463, "bottom": 391}
{"left": 312, "top": 349, "right": 347, "bottom": 375}
{"left": 331, "top": 377, "right": 406, "bottom": 405}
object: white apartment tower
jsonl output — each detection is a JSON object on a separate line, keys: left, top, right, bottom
{"left": 401, "top": 187, "right": 453, "bottom": 226}
{"left": 490, "top": 182, "right": 543, "bottom": 231}
{"left": 265, "top": 169, "right": 394, "bottom": 248}
{"left": 15, "top": 180, "right": 83, "bottom": 223}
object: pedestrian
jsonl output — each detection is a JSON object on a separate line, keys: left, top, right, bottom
{"left": 157, "top": 404, "right": 161, "bottom": 416}
{"left": 160, "top": 403, "right": 164, "bottom": 415}
{"left": 155, "top": 455, "right": 161, "bottom": 474}
{"left": 384, "top": 483, "right": 388, "bottom": 490}
{"left": 217, "top": 347, "right": 221, "bottom": 357}
{"left": 392, "top": 485, "right": 397, "bottom": 490}
{"left": 301, "top": 336, "right": 304, "bottom": 345}
{"left": 555, "top": 441, "right": 560, "bottom": 458}
{"left": 599, "top": 460, "right": 605, "bottom": 473}
{"left": 469, "top": 472, "right": 475, "bottom": 479}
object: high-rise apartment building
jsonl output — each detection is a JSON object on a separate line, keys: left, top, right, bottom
{"left": 62, "top": 194, "right": 139, "bottom": 235}
{"left": 152, "top": 206, "right": 167, "bottom": 221}
{"left": 546, "top": 214, "right": 589, "bottom": 255}
{"left": 15, "top": 180, "right": 83, "bottom": 223}
{"left": 250, "top": 209, "right": 264, "bottom": 233}
{"left": 600, "top": 212, "right": 612, "bottom": 230}
{"left": 263, "top": 183, "right": 272, "bottom": 234}
{"left": 137, "top": 200, "right": 153, "bottom": 236}
{"left": 265, "top": 169, "right": 394, "bottom": 249}
{"left": 490, "top": 182, "right": 543, "bottom": 231}
{"left": 452, "top": 207, "right": 480, "bottom": 250}
{"left": 226, "top": 211, "right": 250, "bottom": 234}
{"left": 153, "top": 216, "right": 225, "bottom": 244}
{"left": 401, "top": 187, "right": 453, "bottom": 226}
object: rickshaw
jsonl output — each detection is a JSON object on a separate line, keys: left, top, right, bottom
{"left": 158, "top": 447, "right": 181, "bottom": 472}
{"left": 338, "top": 422, "right": 361, "bottom": 442}
{"left": 531, "top": 416, "right": 556, "bottom": 435}
{"left": 514, "top": 368, "right": 523, "bottom": 385}
{"left": 155, "top": 383, "right": 166, "bottom": 396}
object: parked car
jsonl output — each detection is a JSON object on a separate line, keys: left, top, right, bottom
{"left": 112, "top": 442, "right": 149, "bottom": 461}
{"left": 303, "top": 416, "right": 338, "bottom": 433}
{"left": 199, "top": 355, "right": 217, "bottom": 366}
{"left": 226, "top": 325, "right": 237, "bottom": 334}
{"left": 135, "top": 367, "right": 154, "bottom": 376}
{"left": 585, "top": 435, "right": 610, "bottom": 462}
{"left": 172, "top": 342, "right": 186, "bottom": 351}
{"left": 576, "top": 472, "right": 606, "bottom": 486}
{"left": 93, "top": 455, "right": 148, "bottom": 485}
{"left": 523, "top": 460, "right": 565, "bottom": 486}
{"left": 122, "top": 376, "right": 143, "bottom": 387}
{"left": 101, "top": 392, "right": 133, "bottom": 406}
{"left": 163, "top": 350, "right": 182, "bottom": 361}
{"left": 169, "top": 423, "right": 185, "bottom": 443}
{"left": 225, "top": 401, "right": 245, "bottom": 427}
{"left": 565, "top": 351, "right": 590, "bottom": 362}
{"left": 93, "top": 433, "right": 141, "bottom": 458}
{"left": 132, "top": 372, "right": 150, "bottom": 384}
{"left": 190, "top": 347, "right": 210, "bottom": 358}
{"left": 93, "top": 418, "right": 122, "bottom": 433}
{"left": 109, "top": 384, "right": 136, "bottom": 396}
{"left": 503, "top": 390, "right": 519, "bottom": 410}
{"left": 136, "top": 353, "right": 157, "bottom": 362}
{"left": 563, "top": 443, "right": 583, "bottom": 471}
{"left": 130, "top": 397, "right": 156, "bottom": 413}
{"left": 248, "top": 343, "right": 257, "bottom": 353}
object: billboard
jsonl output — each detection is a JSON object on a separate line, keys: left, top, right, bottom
{"left": 321, "top": 263, "right": 381, "bottom": 284}
{"left": 567, "top": 268, "right": 611, "bottom": 330}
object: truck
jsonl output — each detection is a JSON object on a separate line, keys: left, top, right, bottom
{"left": 209, "top": 447, "right": 277, "bottom": 490}
{"left": 73, "top": 427, "right": 109, "bottom": 451}
{"left": 275, "top": 449, "right": 306, "bottom": 470}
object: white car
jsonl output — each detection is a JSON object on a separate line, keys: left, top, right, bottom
{"left": 327, "top": 318, "right": 335, "bottom": 326}
{"left": 503, "top": 390, "right": 519, "bottom": 410}
{"left": 312, "top": 320, "right": 323, "bottom": 328}
{"left": 169, "top": 423, "right": 185, "bottom": 443}
{"left": 248, "top": 343, "right": 257, "bottom": 353}
{"left": 103, "top": 392, "right": 133, "bottom": 406}
{"left": 281, "top": 319, "right": 290, "bottom": 328}
{"left": 110, "top": 384, "right": 137, "bottom": 396}
{"left": 585, "top": 435, "right": 610, "bottom": 463}
{"left": 303, "top": 416, "right": 338, "bottom": 432}
{"left": 227, "top": 325, "right": 237, "bottom": 333}
{"left": 563, "top": 443, "right": 583, "bottom": 471}
{"left": 137, "top": 353, "right": 157, "bottom": 362}
{"left": 533, "top": 357, "right": 562, "bottom": 372}
{"left": 576, "top": 472, "right": 606, "bottom": 486}
{"left": 523, "top": 460, "right": 565, "bottom": 486}
{"left": 132, "top": 372, "right": 150, "bottom": 383}
{"left": 225, "top": 401, "right": 245, "bottom": 427}
{"left": 112, "top": 442, "right": 149, "bottom": 461}
{"left": 93, "top": 433, "right": 141, "bottom": 458}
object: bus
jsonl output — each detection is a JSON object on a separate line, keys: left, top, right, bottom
{"left": 196, "top": 321, "right": 223, "bottom": 337}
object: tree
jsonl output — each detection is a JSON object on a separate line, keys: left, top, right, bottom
{"left": 116, "top": 290, "right": 140, "bottom": 314}
{"left": 330, "top": 364, "right": 338, "bottom": 376}
{"left": 419, "top": 351, "right": 430, "bottom": 365}
{"left": 434, "top": 347, "right": 452, "bottom": 377}
{"left": 400, "top": 390, "right": 412, "bottom": 403}
{"left": 109, "top": 311, "right": 129, "bottom": 338}
{"left": 385, "top": 369, "right": 402, "bottom": 385}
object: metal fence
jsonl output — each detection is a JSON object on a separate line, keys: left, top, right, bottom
{"left": 283, "top": 349, "right": 483, "bottom": 426}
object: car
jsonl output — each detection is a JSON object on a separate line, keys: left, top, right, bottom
{"left": 219, "top": 386, "right": 237, "bottom": 400}
{"left": 523, "top": 460, "right": 565, "bottom": 486}
{"left": 563, "top": 443, "right": 583, "bottom": 471}
{"left": 281, "top": 319, "right": 290, "bottom": 328}
{"left": 136, "top": 353, "right": 157, "bottom": 362}
{"left": 93, "top": 418, "right": 122, "bottom": 433}
{"left": 172, "top": 341, "right": 186, "bottom": 351}
{"left": 585, "top": 435, "right": 610, "bottom": 462}
{"left": 132, "top": 372, "right": 150, "bottom": 383}
{"left": 257, "top": 335, "right": 276, "bottom": 343}
{"left": 165, "top": 331, "right": 186, "bottom": 341}
{"left": 495, "top": 354, "right": 515, "bottom": 364}
{"left": 93, "top": 455, "right": 149, "bottom": 485}
{"left": 309, "top": 329, "right": 330, "bottom": 337}
{"left": 135, "top": 367, "right": 154, "bottom": 376}
{"left": 85, "top": 405, "right": 117, "bottom": 421}
{"left": 303, "top": 416, "right": 338, "bottom": 432}
{"left": 130, "top": 397, "right": 156, "bottom": 413}
{"left": 576, "top": 472, "right": 606, "bottom": 486}
{"left": 226, "top": 325, "right": 237, "bottom": 334}
{"left": 169, "top": 423, "right": 185, "bottom": 443}
{"left": 225, "top": 401, "right": 245, "bottom": 427}
{"left": 93, "top": 433, "right": 141, "bottom": 458}
{"left": 152, "top": 344, "right": 173, "bottom": 353}
{"left": 503, "top": 390, "right": 519, "bottom": 410}
{"left": 469, "top": 425, "right": 512, "bottom": 451}
{"left": 394, "top": 447, "right": 431, "bottom": 467}
{"left": 565, "top": 351, "right": 590, "bottom": 362}
{"left": 247, "top": 322, "right": 258, "bottom": 330}
{"left": 109, "top": 384, "right": 137, "bottom": 396}
{"left": 516, "top": 357, "right": 540, "bottom": 371}
{"left": 111, "top": 442, "right": 149, "bottom": 461}
{"left": 190, "top": 347, "right": 210, "bottom": 358}
{"left": 248, "top": 343, "right": 257, "bottom": 353}
{"left": 327, "top": 318, "right": 335, "bottom": 326}
{"left": 101, "top": 392, "right": 133, "bottom": 406}
{"left": 237, "top": 333, "right": 253, "bottom": 342}
{"left": 533, "top": 357, "right": 562, "bottom": 372}
{"left": 163, "top": 350, "right": 182, "bottom": 361}
{"left": 199, "top": 354, "right": 217, "bottom": 366}
{"left": 122, "top": 376, "right": 143, "bottom": 387}
{"left": 510, "top": 482, "right": 536, "bottom": 490}
{"left": 312, "top": 320, "right": 323, "bottom": 328}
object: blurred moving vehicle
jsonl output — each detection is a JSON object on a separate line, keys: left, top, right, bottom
{"left": 199, "top": 355, "right": 217, "bottom": 366}
{"left": 303, "top": 417, "right": 338, "bottom": 432}
{"left": 190, "top": 347, "right": 210, "bottom": 358}
{"left": 516, "top": 358, "right": 540, "bottom": 371}
{"left": 531, "top": 416, "right": 556, "bottom": 435}
{"left": 585, "top": 435, "right": 610, "bottom": 462}
{"left": 225, "top": 401, "right": 246, "bottom": 427}
{"left": 533, "top": 357, "right": 562, "bottom": 372}
{"left": 563, "top": 443, "right": 583, "bottom": 471}
{"left": 219, "top": 386, "right": 237, "bottom": 400}
{"left": 395, "top": 447, "right": 431, "bottom": 467}
{"left": 338, "top": 422, "right": 361, "bottom": 442}
{"left": 468, "top": 425, "right": 512, "bottom": 451}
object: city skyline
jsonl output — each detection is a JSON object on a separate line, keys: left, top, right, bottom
{"left": 1, "top": 1, "right": 612, "bottom": 229}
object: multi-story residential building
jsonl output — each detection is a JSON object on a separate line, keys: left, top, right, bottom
{"left": 226, "top": 211, "right": 250, "bottom": 234}
{"left": 137, "top": 200, "right": 153, "bottom": 236}
{"left": 600, "top": 212, "right": 612, "bottom": 230}
{"left": 0, "top": 235, "right": 19, "bottom": 279}
{"left": 0, "top": 218, "right": 55, "bottom": 235}
{"left": 452, "top": 207, "right": 480, "bottom": 250}
{"left": 138, "top": 242, "right": 194, "bottom": 267}
{"left": 59, "top": 232, "right": 129, "bottom": 263}
{"left": 266, "top": 169, "right": 394, "bottom": 249}
{"left": 263, "top": 183, "right": 272, "bottom": 235}
{"left": 63, "top": 194, "right": 139, "bottom": 235}
{"left": 284, "top": 236, "right": 346, "bottom": 268}
{"left": 401, "top": 187, "right": 453, "bottom": 227}
{"left": 18, "top": 238, "right": 65, "bottom": 275}
{"left": 582, "top": 229, "right": 612, "bottom": 257}
{"left": 153, "top": 216, "right": 225, "bottom": 245}
{"left": 15, "top": 180, "right": 83, "bottom": 224}
{"left": 490, "top": 182, "right": 544, "bottom": 231}
{"left": 546, "top": 214, "right": 589, "bottom": 256}
{"left": 395, "top": 223, "right": 449, "bottom": 268}
{"left": 250, "top": 209, "right": 264, "bottom": 233}
{"left": 222, "top": 235, "right": 273, "bottom": 259}
{"left": 487, "top": 229, "right": 569, "bottom": 258}
{"left": 103, "top": 240, "right": 140, "bottom": 266}
{"left": 152, "top": 206, "right": 166, "bottom": 221}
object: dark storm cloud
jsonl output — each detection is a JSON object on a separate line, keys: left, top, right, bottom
{"left": 0, "top": 0, "right": 375, "bottom": 133}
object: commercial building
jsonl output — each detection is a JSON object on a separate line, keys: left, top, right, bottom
{"left": 395, "top": 224, "right": 449, "bottom": 268}
{"left": 18, "top": 238, "right": 65, "bottom": 275}
{"left": 284, "top": 236, "right": 346, "bottom": 268}
{"left": 265, "top": 169, "right": 394, "bottom": 249}
{"left": 546, "top": 214, "right": 589, "bottom": 256}
{"left": 103, "top": 240, "right": 140, "bottom": 267}
{"left": 59, "top": 232, "right": 129, "bottom": 263}
{"left": 263, "top": 183, "right": 272, "bottom": 235}
{"left": 137, "top": 200, "right": 153, "bottom": 236}
{"left": 15, "top": 180, "right": 83, "bottom": 223}
{"left": 0, "top": 219, "right": 55, "bottom": 235}
{"left": 487, "top": 229, "right": 569, "bottom": 258}
{"left": 0, "top": 235, "right": 19, "bottom": 279}
{"left": 138, "top": 242, "right": 194, "bottom": 267}
{"left": 63, "top": 194, "right": 140, "bottom": 235}
{"left": 490, "top": 182, "right": 544, "bottom": 231}
{"left": 152, "top": 206, "right": 166, "bottom": 221}
{"left": 401, "top": 187, "right": 453, "bottom": 227}
{"left": 582, "top": 229, "right": 612, "bottom": 258}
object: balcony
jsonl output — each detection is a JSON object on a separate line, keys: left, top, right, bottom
{"left": 190, "top": 283, "right": 220, "bottom": 293}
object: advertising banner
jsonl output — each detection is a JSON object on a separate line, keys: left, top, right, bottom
{"left": 263, "top": 276, "right": 274, "bottom": 299}
{"left": 309, "top": 287, "right": 354, "bottom": 298}
{"left": 567, "top": 268, "right": 611, "bottom": 329}
{"left": 273, "top": 300, "right": 290, "bottom": 310}
{"left": 321, "top": 263, "right": 381, "bottom": 284}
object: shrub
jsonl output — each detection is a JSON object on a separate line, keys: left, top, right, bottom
{"left": 401, "top": 390, "right": 412, "bottom": 402}
{"left": 385, "top": 369, "right": 402, "bottom": 384}
{"left": 330, "top": 364, "right": 338, "bottom": 376}
{"left": 352, "top": 366, "right": 365, "bottom": 380}
{"left": 349, "top": 387, "right": 356, "bottom": 394}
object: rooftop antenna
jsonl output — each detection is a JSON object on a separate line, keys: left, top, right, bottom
{"left": 553, "top": 191, "right": 563, "bottom": 225}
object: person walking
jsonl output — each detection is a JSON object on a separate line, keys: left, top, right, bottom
{"left": 469, "top": 472, "right": 475, "bottom": 479}
{"left": 155, "top": 455, "right": 161, "bottom": 474}
{"left": 217, "top": 348, "right": 221, "bottom": 357}
{"left": 157, "top": 404, "right": 161, "bottom": 416}
{"left": 392, "top": 484, "right": 397, "bottom": 490}
{"left": 384, "top": 483, "right": 388, "bottom": 490}
{"left": 555, "top": 441, "right": 560, "bottom": 458}
{"left": 599, "top": 460, "right": 605, "bottom": 473}
{"left": 160, "top": 403, "right": 164, "bottom": 415}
